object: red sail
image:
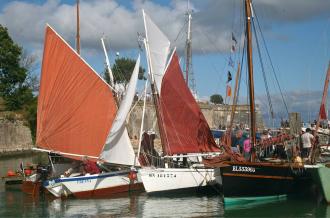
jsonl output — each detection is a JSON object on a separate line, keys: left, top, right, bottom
{"left": 36, "top": 26, "right": 117, "bottom": 159}
{"left": 320, "top": 103, "right": 327, "bottom": 120}
{"left": 159, "top": 51, "right": 219, "bottom": 155}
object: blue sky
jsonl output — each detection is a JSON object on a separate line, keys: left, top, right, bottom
{"left": 0, "top": 0, "right": 330, "bottom": 124}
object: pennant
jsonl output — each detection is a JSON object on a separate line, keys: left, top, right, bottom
{"left": 226, "top": 85, "right": 232, "bottom": 97}
{"left": 232, "top": 32, "right": 237, "bottom": 44}
{"left": 227, "top": 71, "right": 232, "bottom": 83}
{"left": 320, "top": 103, "right": 327, "bottom": 120}
{"left": 228, "top": 57, "right": 234, "bottom": 68}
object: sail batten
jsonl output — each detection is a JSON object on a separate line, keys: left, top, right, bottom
{"left": 37, "top": 26, "right": 117, "bottom": 159}
{"left": 159, "top": 50, "right": 219, "bottom": 155}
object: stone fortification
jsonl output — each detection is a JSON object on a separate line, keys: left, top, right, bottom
{"left": 0, "top": 117, "right": 33, "bottom": 154}
{"left": 0, "top": 102, "right": 264, "bottom": 153}
{"left": 127, "top": 101, "right": 265, "bottom": 140}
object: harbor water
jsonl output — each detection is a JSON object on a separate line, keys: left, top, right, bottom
{"left": 1, "top": 154, "right": 329, "bottom": 217}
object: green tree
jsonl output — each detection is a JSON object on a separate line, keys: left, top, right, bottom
{"left": 210, "top": 94, "right": 223, "bottom": 104}
{"left": 21, "top": 50, "right": 39, "bottom": 142}
{"left": 23, "top": 96, "right": 37, "bottom": 143}
{"left": 0, "top": 24, "right": 34, "bottom": 110}
{"left": 20, "top": 50, "right": 39, "bottom": 92}
{"left": 104, "top": 57, "right": 146, "bottom": 85}
{"left": 0, "top": 25, "right": 37, "bottom": 141}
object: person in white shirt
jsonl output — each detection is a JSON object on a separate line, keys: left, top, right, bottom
{"left": 301, "top": 128, "right": 314, "bottom": 158}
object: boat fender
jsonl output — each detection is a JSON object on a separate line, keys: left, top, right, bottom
{"left": 24, "top": 169, "right": 32, "bottom": 176}
{"left": 128, "top": 171, "right": 137, "bottom": 181}
{"left": 7, "top": 170, "right": 16, "bottom": 177}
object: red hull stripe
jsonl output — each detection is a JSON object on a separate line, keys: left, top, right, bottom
{"left": 72, "top": 183, "right": 145, "bottom": 199}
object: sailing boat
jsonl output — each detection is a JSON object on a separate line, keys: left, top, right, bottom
{"left": 306, "top": 62, "right": 330, "bottom": 204}
{"left": 205, "top": 0, "right": 313, "bottom": 203}
{"left": 32, "top": 25, "right": 143, "bottom": 198}
{"left": 138, "top": 11, "right": 221, "bottom": 194}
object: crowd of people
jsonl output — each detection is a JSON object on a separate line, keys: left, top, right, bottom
{"left": 228, "top": 126, "right": 318, "bottom": 163}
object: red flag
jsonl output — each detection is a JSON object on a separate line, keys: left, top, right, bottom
{"left": 226, "top": 85, "right": 232, "bottom": 97}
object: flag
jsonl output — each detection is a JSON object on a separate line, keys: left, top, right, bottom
{"left": 228, "top": 57, "right": 234, "bottom": 68}
{"left": 227, "top": 71, "right": 232, "bottom": 83}
{"left": 320, "top": 103, "right": 327, "bottom": 120}
{"left": 226, "top": 85, "right": 232, "bottom": 97}
{"left": 231, "top": 45, "right": 236, "bottom": 53}
{"left": 232, "top": 32, "right": 237, "bottom": 44}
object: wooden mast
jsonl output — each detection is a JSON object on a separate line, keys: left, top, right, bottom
{"left": 142, "top": 11, "right": 168, "bottom": 157}
{"left": 76, "top": 0, "right": 80, "bottom": 54}
{"left": 245, "top": 0, "right": 257, "bottom": 154}
{"left": 185, "top": 7, "right": 192, "bottom": 85}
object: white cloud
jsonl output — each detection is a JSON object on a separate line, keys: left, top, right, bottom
{"left": 0, "top": 0, "right": 329, "bottom": 88}
{"left": 257, "top": 90, "right": 330, "bottom": 127}
{"left": 1, "top": 0, "right": 329, "bottom": 57}
{"left": 253, "top": 0, "right": 330, "bottom": 22}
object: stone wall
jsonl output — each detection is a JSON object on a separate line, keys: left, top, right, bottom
{"left": 127, "top": 102, "right": 264, "bottom": 139}
{"left": 0, "top": 118, "right": 33, "bottom": 153}
{"left": 0, "top": 103, "right": 264, "bottom": 153}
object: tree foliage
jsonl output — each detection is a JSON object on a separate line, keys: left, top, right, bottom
{"left": 0, "top": 24, "right": 34, "bottom": 110}
{"left": 23, "top": 97, "right": 37, "bottom": 143}
{"left": 104, "top": 57, "right": 146, "bottom": 85}
{"left": 20, "top": 50, "right": 39, "bottom": 92}
{"left": 210, "top": 94, "right": 224, "bottom": 104}
{"left": 0, "top": 24, "right": 37, "bottom": 141}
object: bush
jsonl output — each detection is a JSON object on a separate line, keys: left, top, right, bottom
{"left": 210, "top": 94, "right": 224, "bottom": 104}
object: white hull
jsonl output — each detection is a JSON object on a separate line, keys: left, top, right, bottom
{"left": 139, "top": 167, "right": 215, "bottom": 193}
{"left": 44, "top": 170, "right": 143, "bottom": 198}
{"left": 45, "top": 181, "right": 69, "bottom": 197}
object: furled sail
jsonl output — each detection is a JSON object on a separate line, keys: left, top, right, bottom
{"left": 159, "top": 50, "right": 219, "bottom": 155}
{"left": 142, "top": 10, "right": 170, "bottom": 93}
{"left": 100, "top": 56, "right": 140, "bottom": 166}
{"left": 37, "top": 25, "right": 117, "bottom": 159}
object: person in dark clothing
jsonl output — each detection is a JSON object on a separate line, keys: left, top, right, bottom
{"left": 231, "top": 130, "right": 244, "bottom": 154}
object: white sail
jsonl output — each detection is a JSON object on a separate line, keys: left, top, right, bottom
{"left": 101, "top": 37, "right": 115, "bottom": 87}
{"left": 143, "top": 10, "right": 170, "bottom": 93}
{"left": 100, "top": 55, "right": 140, "bottom": 166}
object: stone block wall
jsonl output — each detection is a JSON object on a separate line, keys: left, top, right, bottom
{"left": 0, "top": 102, "right": 264, "bottom": 153}
{"left": 0, "top": 118, "right": 33, "bottom": 153}
{"left": 127, "top": 102, "right": 265, "bottom": 139}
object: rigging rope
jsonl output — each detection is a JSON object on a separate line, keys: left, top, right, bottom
{"left": 252, "top": 4, "right": 289, "bottom": 117}
{"left": 236, "top": 34, "right": 246, "bottom": 105}
{"left": 252, "top": 18, "right": 275, "bottom": 120}
{"left": 102, "top": 37, "right": 128, "bottom": 84}
{"left": 173, "top": 18, "right": 188, "bottom": 44}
